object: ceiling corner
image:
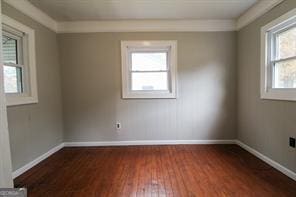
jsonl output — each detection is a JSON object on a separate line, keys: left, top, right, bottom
{"left": 236, "top": 0, "right": 284, "bottom": 30}
{"left": 3, "top": 0, "right": 58, "bottom": 32}
{"left": 4, "top": 0, "right": 285, "bottom": 33}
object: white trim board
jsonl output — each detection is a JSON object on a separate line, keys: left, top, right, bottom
{"left": 12, "top": 143, "right": 64, "bottom": 179}
{"left": 3, "top": 0, "right": 284, "bottom": 33}
{"left": 236, "top": 140, "right": 296, "bottom": 181}
{"left": 0, "top": 1, "right": 14, "bottom": 187}
{"left": 2, "top": 14, "right": 39, "bottom": 106}
{"left": 63, "top": 140, "right": 236, "bottom": 147}
{"left": 260, "top": 8, "right": 296, "bottom": 102}
{"left": 237, "top": 0, "right": 284, "bottom": 30}
{"left": 3, "top": 0, "right": 57, "bottom": 32}
{"left": 57, "top": 20, "right": 236, "bottom": 33}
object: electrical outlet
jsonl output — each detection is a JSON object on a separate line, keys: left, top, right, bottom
{"left": 289, "top": 137, "right": 295, "bottom": 148}
{"left": 116, "top": 122, "right": 121, "bottom": 130}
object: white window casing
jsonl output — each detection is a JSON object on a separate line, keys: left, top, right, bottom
{"left": 121, "top": 40, "right": 177, "bottom": 99}
{"left": 2, "top": 15, "right": 38, "bottom": 106}
{"left": 261, "top": 8, "right": 296, "bottom": 101}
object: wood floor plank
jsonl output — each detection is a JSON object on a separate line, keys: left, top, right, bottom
{"left": 159, "top": 146, "right": 174, "bottom": 196}
{"left": 168, "top": 146, "right": 189, "bottom": 197}
{"left": 14, "top": 145, "right": 296, "bottom": 197}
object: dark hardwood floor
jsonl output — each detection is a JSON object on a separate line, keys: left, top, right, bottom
{"left": 14, "top": 145, "right": 296, "bottom": 197}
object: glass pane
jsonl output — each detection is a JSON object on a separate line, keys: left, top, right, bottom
{"left": 274, "top": 59, "right": 296, "bottom": 88}
{"left": 2, "top": 35, "right": 18, "bottom": 64}
{"left": 131, "top": 72, "right": 168, "bottom": 91}
{"left": 3, "top": 65, "right": 22, "bottom": 93}
{"left": 131, "top": 52, "right": 167, "bottom": 71}
{"left": 277, "top": 26, "right": 296, "bottom": 59}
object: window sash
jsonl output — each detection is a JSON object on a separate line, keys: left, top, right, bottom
{"left": 128, "top": 49, "right": 170, "bottom": 72}
{"left": 270, "top": 21, "right": 296, "bottom": 61}
{"left": 3, "top": 29, "right": 25, "bottom": 94}
{"left": 268, "top": 21, "right": 296, "bottom": 89}
{"left": 3, "top": 64, "right": 24, "bottom": 94}
{"left": 127, "top": 48, "right": 172, "bottom": 92}
{"left": 3, "top": 30, "right": 23, "bottom": 65}
{"left": 129, "top": 70, "right": 171, "bottom": 92}
{"left": 271, "top": 56, "right": 296, "bottom": 88}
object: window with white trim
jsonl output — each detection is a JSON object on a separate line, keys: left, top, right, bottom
{"left": 3, "top": 27, "right": 24, "bottom": 94}
{"left": 261, "top": 9, "right": 296, "bottom": 101}
{"left": 2, "top": 16, "right": 38, "bottom": 106}
{"left": 121, "top": 41, "right": 177, "bottom": 98}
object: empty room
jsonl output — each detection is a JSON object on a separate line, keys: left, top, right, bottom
{"left": 0, "top": 0, "right": 296, "bottom": 196}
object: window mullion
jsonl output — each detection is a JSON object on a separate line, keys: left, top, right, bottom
{"left": 3, "top": 63, "right": 24, "bottom": 68}
{"left": 131, "top": 70, "right": 168, "bottom": 73}
{"left": 272, "top": 56, "right": 296, "bottom": 63}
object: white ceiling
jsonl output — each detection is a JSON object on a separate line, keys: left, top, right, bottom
{"left": 28, "top": 0, "right": 258, "bottom": 21}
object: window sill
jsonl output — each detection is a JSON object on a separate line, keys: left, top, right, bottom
{"left": 122, "top": 92, "right": 176, "bottom": 99}
{"left": 261, "top": 89, "right": 296, "bottom": 101}
{"left": 6, "top": 95, "right": 38, "bottom": 106}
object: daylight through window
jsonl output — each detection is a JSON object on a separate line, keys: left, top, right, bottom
{"left": 121, "top": 41, "right": 177, "bottom": 99}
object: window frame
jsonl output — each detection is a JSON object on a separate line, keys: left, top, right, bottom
{"left": 2, "top": 15, "right": 38, "bottom": 106}
{"left": 261, "top": 8, "right": 296, "bottom": 101}
{"left": 3, "top": 28, "right": 24, "bottom": 94}
{"left": 121, "top": 40, "right": 177, "bottom": 99}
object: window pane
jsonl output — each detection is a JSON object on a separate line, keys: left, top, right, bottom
{"left": 131, "top": 72, "right": 168, "bottom": 91}
{"left": 131, "top": 52, "right": 167, "bottom": 71}
{"left": 277, "top": 26, "right": 296, "bottom": 59}
{"left": 274, "top": 59, "right": 296, "bottom": 88}
{"left": 2, "top": 35, "right": 18, "bottom": 64}
{"left": 3, "top": 65, "right": 22, "bottom": 93}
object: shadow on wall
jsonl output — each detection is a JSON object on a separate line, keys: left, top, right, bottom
{"left": 60, "top": 32, "right": 236, "bottom": 142}
{"left": 114, "top": 61, "right": 229, "bottom": 141}
{"left": 64, "top": 61, "right": 232, "bottom": 141}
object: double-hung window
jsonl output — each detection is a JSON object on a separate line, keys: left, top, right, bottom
{"left": 261, "top": 8, "right": 296, "bottom": 101}
{"left": 3, "top": 27, "right": 24, "bottom": 94}
{"left": 2, "top": 15, "right": 37, "bottom": 106}
{"left": 121, "top": 41, "right": 177, "bottom": 98}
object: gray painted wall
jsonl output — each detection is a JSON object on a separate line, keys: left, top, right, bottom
{"left": 2, "top": 2, "right": 64, "bottom": 171}
{"left": 4, "top": 0, "right": 295, "bottom": 177}
{"left": 58, "top": 32, "right": 237, "bottom": 142}
{"left": 237, "top": 0, "right": 296, "bottom": 172}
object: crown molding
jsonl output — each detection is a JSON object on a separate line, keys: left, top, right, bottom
{"left": 3, "top": 0, "right": 236, "bottom": 33}
{"left": 3, "top": 0, "right": 57, "bottom": 32}
{"left": 237, "top": 0, "right": 284, "bottom": 30}
{"left": 3, "top": 0, "right": 285, "bottom": 33}
{"left": 57, "top": 19, "right": 236, "bottom": 33}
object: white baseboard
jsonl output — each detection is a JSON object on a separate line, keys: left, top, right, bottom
{"left": 12, "top": 143, "right": 64, "bottom": 179}
{"left": 236, "top": 140, "right": 296, "bottom": 181}
{"left": 63, "top": 139, "right": 236, "bottom": 147}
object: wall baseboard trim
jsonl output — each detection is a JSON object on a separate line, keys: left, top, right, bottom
{"left": 12, "top": 143, "right": 64, "bottom": 179}
{"left": 63, "top": 140, "right": 236, "bottom": 147}
{"left": 236, "top": 140, "right": 296, "bottom": 181}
